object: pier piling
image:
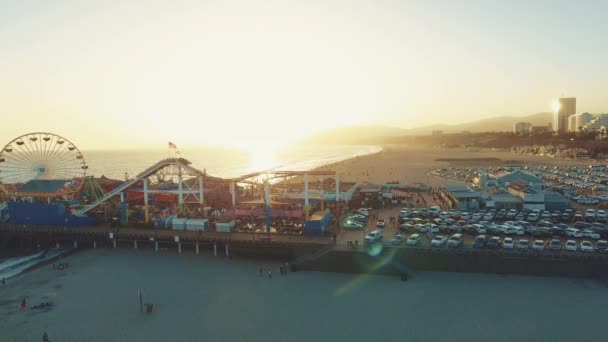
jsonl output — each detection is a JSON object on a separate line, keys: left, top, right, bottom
{"left": 93, "top": 241, "right": 97, "bottom": 249}
{"left": 74, "top": 240, "right": 78, "bottom": 249}
{"left": 56, "top": 242, "right": 59, "bottom": 249}
{"left": 113, "top": 239, "right": 117, "bottom": 249}
{"left": 225, "top": 243, "right": 229, "bottom": 257}
{"left": 196, "top": 241, "right": 200, "bottom": 255}
{"left": 213, "top": 242, "right": 217, "bottom": 256}
{"left": 134, "top": 240, "right": 138, "bottom": 249}
{"left": 155, "top": 241, "right": 159, "bottom": 252}
{"left": 178, "top": 242, "right": 182, "bottom": 254}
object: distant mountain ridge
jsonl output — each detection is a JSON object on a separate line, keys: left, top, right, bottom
{"left": 303, "top": 112, "right": 552, "bottom": 144}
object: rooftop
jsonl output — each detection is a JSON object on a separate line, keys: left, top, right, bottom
{"left": 445, "top": 184, "right": 471, "bottom": 192}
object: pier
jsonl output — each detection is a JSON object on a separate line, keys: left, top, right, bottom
{"left": 3, "top": 223, "right": 608, "bottom": 279}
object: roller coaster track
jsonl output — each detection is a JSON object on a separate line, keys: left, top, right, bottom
{"left": 74, "top": 158, "right": 205, "bottom": 215}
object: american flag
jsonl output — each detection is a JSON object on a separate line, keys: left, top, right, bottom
{"left": 168, "top": 142, "right": 177, "bottom": 149}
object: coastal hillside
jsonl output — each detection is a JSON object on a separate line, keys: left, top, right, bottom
{"left": 302, "top": 112, "right": 552, "bottom": 144}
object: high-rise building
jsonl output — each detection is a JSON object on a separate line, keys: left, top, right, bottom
{"left": 553, "top": 97, "right": 576, "bottom": 133}
{"left": 568, "top": 113, "right": 594, "bottom": 132}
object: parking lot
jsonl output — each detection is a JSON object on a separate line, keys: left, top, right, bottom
{"left": 339, "top": 205, "right": 608, "bottom": 255}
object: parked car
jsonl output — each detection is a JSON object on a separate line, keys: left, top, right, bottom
{"left": 565, "top": 228, "right": 583, "bottom": 238}
{"left": 503, "top": 237, "right": 514, "bottom": 249}
{"left": 517, "top": 239, "right": 530, "bottom": 250}
{"left": 565, "top": 240, "right": 578, "bottom": 252}
{"left": 406, "top": 234, "right": 421, "bottom": 246}
{"left": 549, "top": 238, "right": 562, "bottom": 251}
{"left": 418, "top": 223, "right": 439, "bottom": 233}
{"left": 532, "top": 240, "right": 545, "bottom": 251}
{"left": 597, "top": 210, "right": 607, "bottom": 222}
{"left": 506, "top": 209, "right": 518, "bottom": 219}
{"left": 573, "top": 221, "right": 592, "bottom": 229}
{"left": 472, "top": 224, "right": 486, "bottom": 234}
{"left": 582, "top": 229, "right": 601, "bottom": 239}
{"left": 461, "top": 212, "right": 471, "bottom": 220}
{"left": 376, "top": 219, "right": 386, "bottom": 228}
{"left": 447, "top": 233, "right": 464, "bottom": 248}
{"left": 486, "top": 225, "right": 503, "bottom": 235}
{"left": 473, "top": 235, "right": 487, "bottom": 248}
{"left": 486, "top": 236, "right": 502, "bottom": 249}
{"left": 364, "top": 230, "right": 384, "bottom": 243}
{"left": 533, "top": 227, "right": 552, "bottom": 237}
{"left": 580, "top": 240, "right": 594, "bottom": 253}
{"left": 344, "top": 220, "right": 365, "bottom": 229}
{"left": 399, "top": 223, "right": 414, "bottom": 232}
{"left": 526, "top": 213, "right": 539, "bottom": 222}
{"left": 595, "top": 240, "right": 608, "bottom": 253}
{"left": 431, "top": 235, "right": 447, "bottom": 247}
{"left": 541, "top": 211, "right": 551, "bottom": 219}
{"left": 585, "top": 209, "right": 596, "bottom": 221}
{"left": 391, "top": 233, "right": 405, "bottom": 246}
{"left": 472, "top": 212, "right": 483, "bottom": 221}
{"left": 483, "top": 212, "right": 495, "bottom": 221}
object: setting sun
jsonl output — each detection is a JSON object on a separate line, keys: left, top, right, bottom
{"left": 246, "top": 143, "right": 279, "bottom": 172}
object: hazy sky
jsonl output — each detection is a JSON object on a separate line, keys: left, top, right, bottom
{"left": 1, "top": 0, "right": 607, "bottom": 150}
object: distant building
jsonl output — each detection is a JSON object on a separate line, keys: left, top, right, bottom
{"left": 486, "top": 189, "right": 522, "bottom": 210}
{"left": 441, "top": 184, "right": 480, "bottom": 210}
{"left": 544, "top": 190, "right": 571, "bottom": 211}
{"left": 507, "top": 182, "right": 545, "bottom": 210}
{"left": 568, "top": 113, "right": 594, "bottom": 132}
{"left": 568, "top": 115, "right": 577, "bottom": 132}
{"left": 553, "top": 97, "right": 576, "bottom": 133}
{"left": 493, "top": 169, "right": 543, "bottom": 191}
{"left": 514, "top": 122, "right": 532, "bottom": 134}
{"left": 582, "top": 114, "right": 608, "bottom": 132}
{"left": 531, "top": 124, "right": 552, "bottom": 134}
{"left": 432, "top": 130, "right": 443, "bottom": 136}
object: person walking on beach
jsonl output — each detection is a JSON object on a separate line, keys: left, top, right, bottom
{"left": 268, "top": 270, "right": 272, "bottom": 279}
{"left": 1, "top": 277, "right": 5, "bottom": 286}
{"left": 259, "top": 265, "right": 263, "bottom": 276}
{"left": 43, "top": 331, "right": 51, "bottom": 342}
{"left": 20, "top": 298, "right": 27, "bottom": 310}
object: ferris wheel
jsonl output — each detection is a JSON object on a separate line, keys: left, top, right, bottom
{"left": 0, "top": 132, "right": 88, "bottom": 189}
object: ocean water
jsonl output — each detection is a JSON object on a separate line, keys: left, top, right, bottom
{"left": 84, "top": 145, "right": 381, "bottom": 180}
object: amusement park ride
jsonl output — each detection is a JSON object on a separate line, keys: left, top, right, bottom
{"left": 0, "top": 132, "right": 343, "bottom": 231}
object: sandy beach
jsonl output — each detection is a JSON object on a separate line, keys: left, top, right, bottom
{"left": 312, "top": 145, "right": 594, "bottom": 186}
{"left": 1, "top": 248, "right": 607, "bottom": 341}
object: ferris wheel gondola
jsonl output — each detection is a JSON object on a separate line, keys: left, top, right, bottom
{"left": 0, "top": 132, "right": 87, "bottom": 195}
